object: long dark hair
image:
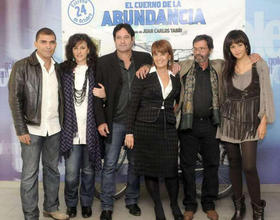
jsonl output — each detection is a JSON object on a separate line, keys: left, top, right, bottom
{"left": 223, "top": 30, "right": 251, "bottom": 83}
{"left": 63, "top": 33, "right": 98, "bottom": 72}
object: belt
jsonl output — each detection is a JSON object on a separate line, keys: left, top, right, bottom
{"left": 194, "top": 116, "right": 211, "bottom": 121}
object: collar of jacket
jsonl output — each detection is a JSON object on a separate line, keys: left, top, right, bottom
{"left": 28, "top": 50, "right": 58, "bottom": 67}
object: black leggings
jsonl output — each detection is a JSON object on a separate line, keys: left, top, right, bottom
{"left": 144, "top": 175, "right": 181, "bottom": 218}
{"left": 225, "top": 141, "right": 261, "bottom": 204}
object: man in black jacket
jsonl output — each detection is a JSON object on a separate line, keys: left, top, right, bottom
{"left": 94, "top": 23, "right": 153, "bottom": 220}
{"left": 8, "top": 28, "right": 67, "bottom": 220}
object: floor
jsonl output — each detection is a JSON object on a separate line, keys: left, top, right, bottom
{"left": 0, "top": 182, "right": 279, "bottom": 220}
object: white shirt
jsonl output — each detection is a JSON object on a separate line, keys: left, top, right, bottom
{"left": 27, "top": 53, "right": 60, "bottom": 136}
{"left": 150, "top": 66, "right": 173, "bottom": 104}
{"left": 73, "top": 65, "right": 89, "bottom": 145}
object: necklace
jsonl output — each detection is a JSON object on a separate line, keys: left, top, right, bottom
{"left": 73, "top": 69, "right": 88, "bottom": 106}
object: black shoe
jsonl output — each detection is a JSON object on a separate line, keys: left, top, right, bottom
{"left": 126, "top": 204, "right": 141, "bottom": 216}
{"left": 82, "top": 206, "right": 92, "bottom": 218}
{"left": 251, "top": 200, "right": 266, "bottom": 220}
{"left": 100, "top": 210, "right": 112, "bottom": 220}
{"left": 231, "top": 195, "right": 246, "bottom": 220}
{"left": 154, "top": 204, "right": 166, "bottom": 220}
{"left": 66, "top": 207, "right": 77, "bottom": 218}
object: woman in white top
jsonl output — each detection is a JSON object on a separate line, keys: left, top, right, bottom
{"left": 124, "top": 40, "right": 183, "bottom": 220}
{"left": 60, "top": 34, "right": 103, "bottom": 218}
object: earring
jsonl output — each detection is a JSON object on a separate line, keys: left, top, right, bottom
{"left": 168, "top": 60, "right": 170, "bottom": 66}
{"left": 72, "top": 57, "right": 75, "bottom": 62}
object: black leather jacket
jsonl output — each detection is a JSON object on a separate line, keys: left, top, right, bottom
{"left": 8, "top": 50, "right": 63, "bottom": 136}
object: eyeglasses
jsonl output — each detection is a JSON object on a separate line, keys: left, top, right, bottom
{"left": 192, "top": 47, "right": 208, "bottom": 53}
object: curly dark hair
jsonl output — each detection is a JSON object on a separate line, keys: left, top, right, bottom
{"left": 64, "top": 33, "right": 98, "bottom": 72}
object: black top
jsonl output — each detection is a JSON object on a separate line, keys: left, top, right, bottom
{"left": 114, "top": 58, "right": 136, "bottom": 123}
{"left": 193, "top": 62, "right": 212, "bottom": 118}
{"left": 127, "top": 71, "right": 181, "bottom": 134}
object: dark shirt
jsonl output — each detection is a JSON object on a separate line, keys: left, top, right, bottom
{"left": 193, "top": 62, "right": 212, "bottom": 118}
{"left": 113, "top": 57, "right": 135, "bottom": 123}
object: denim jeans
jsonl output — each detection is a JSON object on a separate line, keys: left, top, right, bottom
{"left": 64, "top": 145, "right": 95, "bottom": 208}
{"left": 101, "top": 122, "right": 140, "bottom": 210}
{"left": 20, "top": 133, "right": 60, "bottom": 220}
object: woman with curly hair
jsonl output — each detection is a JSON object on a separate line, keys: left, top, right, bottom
{"left": 60, "top": 33, "right": 103, "bottom": 218}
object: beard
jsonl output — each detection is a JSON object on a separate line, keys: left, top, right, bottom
{"left": 194, "top": 53, "right": 210, "bottom": 63}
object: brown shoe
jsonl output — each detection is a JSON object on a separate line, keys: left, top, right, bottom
{"left": 43, "top": 210, "right": 69, "bottom": 220}
{"left": 184, "top": 211, "right": 194, "bottom": 220}
{"left": 206, "top": 210, "right": 219, "bottom": 220}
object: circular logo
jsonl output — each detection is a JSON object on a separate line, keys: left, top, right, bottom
{"left": 68, "top": 0, "right": 94, "bottom": 25}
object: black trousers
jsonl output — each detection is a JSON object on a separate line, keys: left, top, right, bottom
{"left": 179, "top": 118, "right": 220, "bottom": 212}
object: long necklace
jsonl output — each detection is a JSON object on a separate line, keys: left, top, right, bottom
{"left": 73, "top": 69, "right": 88, "bottom": 106}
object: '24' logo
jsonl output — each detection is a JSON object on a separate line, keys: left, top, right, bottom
{"left": 75, "top": 4, "right": 87, "bottom": 17}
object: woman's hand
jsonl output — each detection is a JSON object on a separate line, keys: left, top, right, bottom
{"left": 124, "top": 134, "right": 134, "bottom": 149}
{"left": 257, "top": 115, "right": 267, "bottom": 140}
{"left": 93, "top": 83, "right": 106, "bottom": 98}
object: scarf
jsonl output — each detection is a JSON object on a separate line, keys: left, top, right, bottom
{"left": 180, "top": 62, "right": 220, "bottom": 130}
{"left": 60, "top": 67, "right": 102, "bottom": 171}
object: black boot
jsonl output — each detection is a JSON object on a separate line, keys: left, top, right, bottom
{"left": 251, "top": 200, "right": 266, "bottom": 220}
{"left": 231, "top": 195, "right": 246, "bottom": 220}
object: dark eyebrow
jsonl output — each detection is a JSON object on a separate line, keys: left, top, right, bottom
{"left": 39, "top": 40, "right": 56, "bottom": 43}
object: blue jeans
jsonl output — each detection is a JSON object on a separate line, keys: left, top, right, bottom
{"left": 64, "top": 145, "right": 95, "bottom": 207}
{"left": 20, "top": 133, "right": 60, "bottom": 220}
{"left": 101, "top": 122, "right": 140, "bottom": 210}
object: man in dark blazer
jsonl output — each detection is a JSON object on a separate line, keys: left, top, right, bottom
{"left": 94, "top": 23, "right": 153, "bottom": 220}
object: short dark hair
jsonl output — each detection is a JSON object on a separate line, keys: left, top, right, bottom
{"left": 193, "top": 34, "right": 214, "bottom": 50}
{"left": 36, "top": 27, "right": 56, "bottom": 41}
{"left": 113, "top": 23, "right": 135, "bottom": 39}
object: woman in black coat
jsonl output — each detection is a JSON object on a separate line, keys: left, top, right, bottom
{"left": 124, "top": 40, "right": 183, "bottom": 220}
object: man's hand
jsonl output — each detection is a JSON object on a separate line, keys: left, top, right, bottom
{"left": 124, "top": 134, "right": 134, "bottom": 149}
{"left": 249, "top": 53, "right": 261, "bottom": 63}
{"left": 135, "top": 65, "right": 151, "bottom": 79}
{"left": 93, "top": 83, "right": 106, "bottom": 99}
{"left": 18, "top": 134, "right": 31, "bottom": 145}
{"left": 98, "top": 123, "right": 110, "bottom": 137}
{"left": 171, "top": 63, "right": 181, "bottom": 75}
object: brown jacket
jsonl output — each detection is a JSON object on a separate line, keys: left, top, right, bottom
{"left": 8, "top": 51, "right": 63, "bottom": 136}
{"left": 175, "top": 59, "right": 224, "bottom": 128}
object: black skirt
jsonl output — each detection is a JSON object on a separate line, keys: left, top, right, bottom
{"left": 133, "top": 110, "right": 178, "bottom": 177}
